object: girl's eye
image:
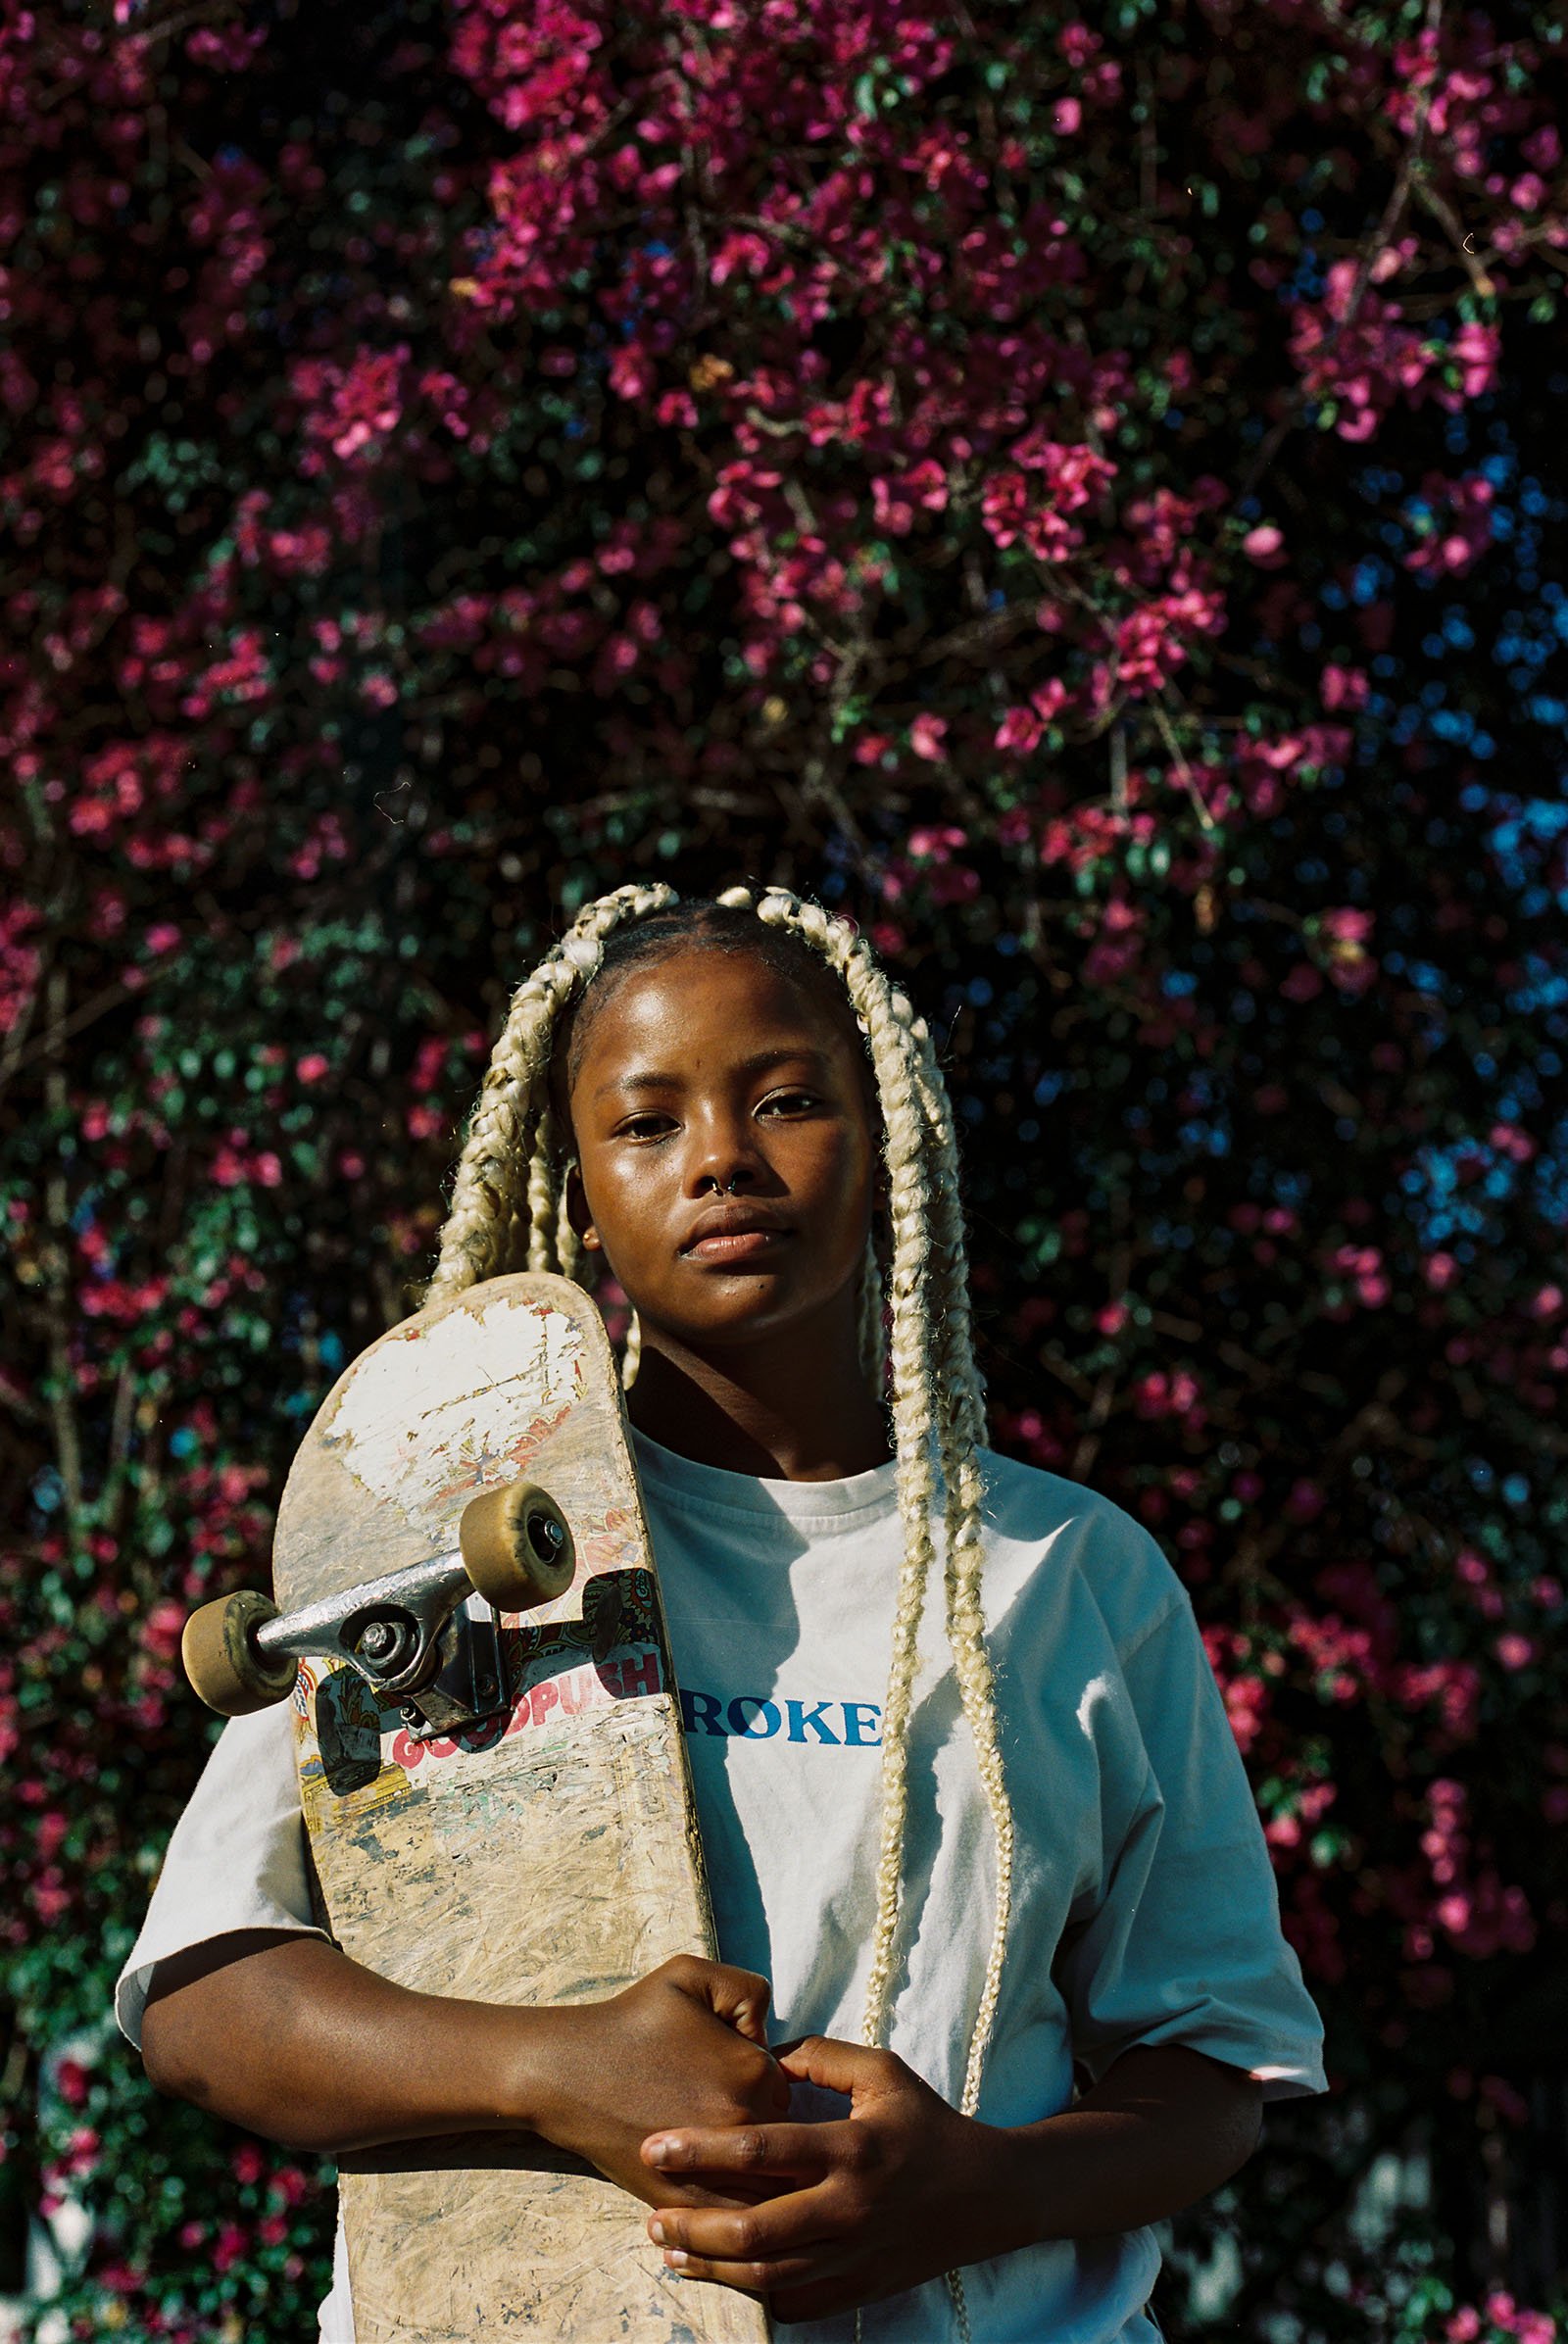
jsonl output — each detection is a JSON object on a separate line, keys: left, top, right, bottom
{"left": 618, "top": 1112, "right": 676, "bottom": 1142}
{"left": 759, "top": 1089, "right": 820, "bottom": 1117}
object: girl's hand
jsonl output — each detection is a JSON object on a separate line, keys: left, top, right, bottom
{"left": 638, "top": 2037, "right": 1265, "bottom": 2323}
{"left": 528, "top": 1954, "right": 792, "bottom": 2212}
{"left": 636, "top": 2034, "right": 1017, "bottom": 2322}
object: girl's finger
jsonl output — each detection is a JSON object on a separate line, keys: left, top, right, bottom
{"left": 641, "top": 2122, "right": 838, "bottom": 2180}
{"left": 658, "top": 2245, "right": 829, "bottom": 2296}
{"left": 774, "top": 2032, "right": 888, "bottom": 2098}
{"left": 648, "top": 2182, "right": 839, "bottom": 2266}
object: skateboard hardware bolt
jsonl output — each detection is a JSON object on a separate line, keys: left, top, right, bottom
{"left": 527, "top": 1512, "right": 565, "bottom": 1565}
{"left": 356, "top": 1620, "right": 400, "bottom": 1664}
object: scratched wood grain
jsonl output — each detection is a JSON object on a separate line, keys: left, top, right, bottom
{"left": 273, "top": 1273, "right": 770, "bottom": 2344}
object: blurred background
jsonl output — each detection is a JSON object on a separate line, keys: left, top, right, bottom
{"left": 2, "top": 0, "right": 1566, "bottom": 2336}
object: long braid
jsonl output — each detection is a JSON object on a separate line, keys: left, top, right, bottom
{"left": 554, "top": 1162, "right": 584, "bottom": 1286}
{"left": 912, "top": 1044, "right": 1014, "bottom": 2115}
{"left": 429, "top": 882, "right": 676, "bottom": 1302}
{"left": 525, "top": 1105, "right": 563, "bottom": 1272}
{"left": 620, "top": 1308, "right": 644, "bottom": 1391}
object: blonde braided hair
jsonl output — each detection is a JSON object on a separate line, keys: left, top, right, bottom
{"left": 430, "top": 881, "right": 678, "bottom": 1296}
{"left": 429, "top": 887, "right": 1013, "bottom": 2159}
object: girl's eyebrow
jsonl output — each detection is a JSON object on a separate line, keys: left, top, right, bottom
{"left": 592, "top": 1045, "right": 835, "bottom": 1101}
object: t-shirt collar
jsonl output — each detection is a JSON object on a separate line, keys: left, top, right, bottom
{"left": 630, "top": 1425, "right": 901, "bottom": 1528}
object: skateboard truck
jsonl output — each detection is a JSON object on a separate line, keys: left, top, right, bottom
{"left": 181, "top": 1480, "right": 575, "bottom": 1727}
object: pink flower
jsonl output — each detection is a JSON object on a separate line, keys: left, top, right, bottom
{"left": 996, "top": 704, "right": 1044, "bottom": 754}
{"left": 56, "top": 2057, "right": 90, "bottom": 2107}
{"left": 1243, "top": 523, "right": 1286, "bottom": 566}
{"left": 908, "top": 713, "right": 948, "bottom": 761}
{"left": 1402, "top": 472, "right": 1494, "bottom": 579}
{"left": 1321, "top": 663, "right": 1368, "bottom": 711}
{"left": 297, "top": 1053, "right": 329, "bottom": 1083}
{"left": 609, "top": 345, "right": 656, "bottom": 402}
{"left": 294, "top": 347, "right": 409, "bottom": 467}
{"left": 906, "top": 824, "right": 965, "bottom": 861}
{"left": 1495, "top": 1634, "right": 1535, "bottom": 1672}
{"left": 1058, "top": 22, "right": 1101, "bottom": 66}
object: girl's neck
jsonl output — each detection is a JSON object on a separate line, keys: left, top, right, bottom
{"left": 625, "top": 1307, "right": 890, "bottom": 1484}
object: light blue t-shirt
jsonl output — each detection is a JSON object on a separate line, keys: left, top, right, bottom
{"left": 120, "top": 1437, "right": 1325, "bottom": 2343}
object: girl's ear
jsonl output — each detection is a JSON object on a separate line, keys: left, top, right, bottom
{"left": 564, "top": 1163, "right": 601, "bottom": 1253}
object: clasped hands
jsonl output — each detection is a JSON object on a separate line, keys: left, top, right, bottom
{"left": 641, "top": 2029, "right": 1011, "bottom": 2325}
{"left": 543, "top": 1954, "right": 1013, "bottom": 2326}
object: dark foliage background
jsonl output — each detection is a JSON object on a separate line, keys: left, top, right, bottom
{"left": 2, "top": 0, "right": 1565, "bottom": 2336}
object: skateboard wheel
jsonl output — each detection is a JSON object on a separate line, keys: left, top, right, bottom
{"left": 181, "top": 1591, "right": 298, "bottom": 1717}
{"left": 460, "top": 1481, "right": 575, "bottom": 1611}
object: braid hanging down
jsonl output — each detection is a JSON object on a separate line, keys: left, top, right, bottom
{"left": 430, "top": 886, "right": 1012, "bottom": 2328}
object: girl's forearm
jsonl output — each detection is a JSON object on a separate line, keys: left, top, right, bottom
{"left": 140, "top": 1931, "right": 568, "bottom": 2154}
{"left": 141, "top": 1936, "right": 788, "bottom": 2210}
{"left": 977, "top": 2044, "right": 1262, "bottom": 2255}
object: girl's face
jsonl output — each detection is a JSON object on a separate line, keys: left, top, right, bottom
{"left": 566, "top": 948, "right": 878, "bottom": 1359}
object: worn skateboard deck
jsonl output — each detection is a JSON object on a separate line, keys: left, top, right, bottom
{"left": 273, "top": 1272, "right": 770, "bottom": 2344}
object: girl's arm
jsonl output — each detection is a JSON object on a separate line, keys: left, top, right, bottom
{"left": 633, "top": 2034, "right": 1262, "bottom": 2321}
{"left": 141, "top": 1935, "right": 789, "bottom": 2211}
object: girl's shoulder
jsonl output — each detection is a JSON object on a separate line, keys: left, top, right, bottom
{"left": 979, "top": 1446, "right": 1191, "bottom": 1659}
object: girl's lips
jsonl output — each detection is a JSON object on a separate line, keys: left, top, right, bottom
{"left": 684, "top": 1228, "right": 790, "bottom": 1262}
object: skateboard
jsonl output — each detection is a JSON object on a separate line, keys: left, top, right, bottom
{"left": 182, "top": 1271, "right": 772, "bottom": 2344}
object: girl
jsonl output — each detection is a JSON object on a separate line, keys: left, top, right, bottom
{"left": 121, "top": 883, "right": 1325, "bottom": 2342}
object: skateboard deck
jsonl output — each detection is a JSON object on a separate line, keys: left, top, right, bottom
{"left": 271, "top": 1272, "right": 771, "bottom": 2344}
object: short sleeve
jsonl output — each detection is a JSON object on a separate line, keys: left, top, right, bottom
{"left": 1055, "top": 1592, "right": 1327, "bottom": 2101}
{"left": 115, "top": 1702, "right": 327, "bottom": 2048}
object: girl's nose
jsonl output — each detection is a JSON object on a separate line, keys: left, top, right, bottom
{"left": 692, "top": 1155, "right": 761, "bottom": 1196}
{"left": 687, "top": 1118, "right": 765, "bottom": 1197}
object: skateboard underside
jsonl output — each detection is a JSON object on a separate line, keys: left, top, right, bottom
{"left": 273, "top": 1274, "right": 769, "bottom": 2344}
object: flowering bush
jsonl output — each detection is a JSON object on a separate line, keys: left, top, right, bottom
{"left": 2, "top": 0, "right": 1565, "bottom": 2335}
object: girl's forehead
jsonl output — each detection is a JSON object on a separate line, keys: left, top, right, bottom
{"left": 567, "top": 944, "right": 866, "bottom": 1082}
